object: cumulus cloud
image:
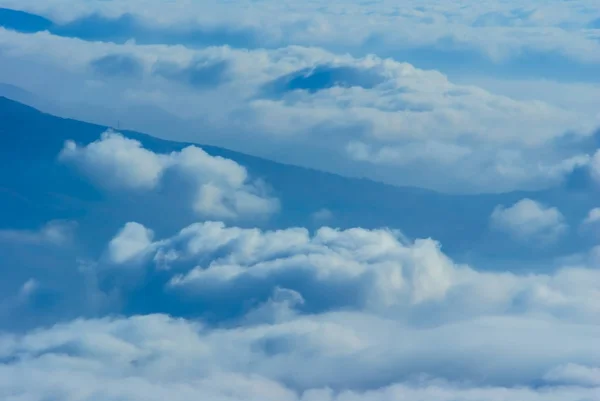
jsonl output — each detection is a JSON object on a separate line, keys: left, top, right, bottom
{"left": 59, "top": 131, "right": 167, "bottom": 190}
{"left": 490, "top": 198, "right": 567, "bottom": 243}
{"left": 59, "top": 131, "right": 279, "bottom": 219}
{"left": 108, "top": 222, "right": 155, "bottom": 264}
{"left": 73, "top": 219, "right": 600, "bottom": 396}
{"left": 98, "top": 220, "right": 600, "bottom": 325}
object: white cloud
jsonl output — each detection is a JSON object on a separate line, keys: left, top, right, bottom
{"left": 490, "top": 198, "right": 567, "bottom": 243}
{"left": 1, "top": 28, "right": 598, "bottom": 192}
{"left": 0, "top": 220, "right": 77, "bottom": 246}
{"left": 169, "top": 146, "right": 278, "bottom": 219}
{"left": 589, "top": 150, "right": 600, "bottom": 185}
{"left": 3, "top": 0, "right": 600, "bottom": 68}
{"left": 0, "top": 313, "right": 599, "bottom": 400}
{"left": 545, "top": 364, "right": 600, "bottom": 387}
{"left": 59, "top": 131, "right": 167, "bottom": 190}
{"left": 60, "top": 131, "right": 279, "bottom": 219}
{"left": 100, "top": 220, "right": 600, "bottom": 324}
{"left": 583, "top": 208, "right": 600, "bottom": 225}
{"left": 108, "top": 222, "right": 155, "bottom": 264}
{"left": 2, "top": 217, "right": 600, "bottom": 398}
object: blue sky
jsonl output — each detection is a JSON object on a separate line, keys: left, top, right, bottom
{"left": 1, "top": 1, "right": 600, "bottom": 400}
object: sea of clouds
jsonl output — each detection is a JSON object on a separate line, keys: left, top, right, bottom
{"left": 0, "top": 128, "right": 599, "bottom": 400}
{"left": 1, "top": 0, "right": 600, "bottom": 400}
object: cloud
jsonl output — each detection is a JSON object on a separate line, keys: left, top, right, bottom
{"left": 579, "top": 207, "right": 600, "bottom": 239}
{"left": 18, "top": 278, "right": 39, "bottom": 298}
{"left": 1, "top": 212, "right": 600, "bottom": 397}
{"left": 583, "top": 208, "right": 600, "bottom": 225}
{"left": 95, "top": 220, "right": 600, "bottom": 327}
{"left": 108, "top": 222, "right": 155, "bottom": 264}
{"left": 0, "top": 313, "right": 599, "bottom": 400}
{"left": 490, "top": 199, "right": 568, "bottom": 243}
{"left": 0, "top": 220, "right": 76, "bottom": 246}
{"left": 59, "top": 131, "right": 167, "bottom": 190}
{"left": 589, "top": 150, "right": 600, "bottom": 185}
{"left": 49, "top": 10, "right": 260, "bottom": 48}
{"left": 59, "top": 131, "right": 279, "bottom": 219}
{"left": 2, "top": 0, "right": 600, "bottom": 83}
{"left": 2, "top": 28, "right": 597, "bottom": 192}
{"left": 311, "top": 208, "right": 333, "bottom": 222}
{"left": 545, "top": 364, "right": 600, "bottom": 387}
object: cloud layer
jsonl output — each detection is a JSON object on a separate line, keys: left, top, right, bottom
{"left": 2, "top": 1, "right": 600, "bottom": 399}
{"left": 2, "top": 0, "right": 600, "bottom": 79}
{"left": 0, "top": 313, "right": 599, "bottom": 401}
{"left": 0, "top": 26, "right": 598, "bottom": 192}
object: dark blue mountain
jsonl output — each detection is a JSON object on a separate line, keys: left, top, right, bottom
{"left": 0, "top": 7, "right": 52, "bottom": 33}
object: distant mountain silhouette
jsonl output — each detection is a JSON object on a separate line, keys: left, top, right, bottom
{"left": 0, "top": 7, "right": 52, "bottom": 33}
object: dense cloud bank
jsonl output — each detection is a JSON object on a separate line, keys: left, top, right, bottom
{"left": 0, "top": 313, "right": 599, "bottom": 401}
